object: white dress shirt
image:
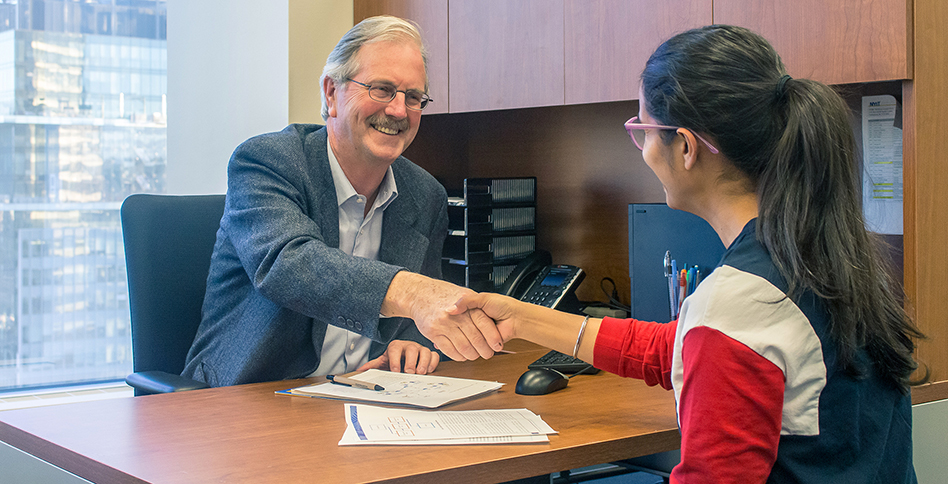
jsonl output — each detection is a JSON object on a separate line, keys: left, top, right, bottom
{"left": 310, "top": 138, "right": 398, "bottom": 377}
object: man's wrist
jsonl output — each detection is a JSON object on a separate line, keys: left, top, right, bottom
{"left": 381, "top": 270, "right": 413, "bottom": 319}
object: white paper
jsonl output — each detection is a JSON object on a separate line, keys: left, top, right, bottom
{"left": 341, "top": 403, "right": 557, "bottom": 443}
{"left": 286, "top": 369, "right": 503, "bottom": 408}
{"left": 338, "top": 424, "right": 549, "bottom": 445}
{"left": 862, "top": 95, "right": 903, "bottom": 235}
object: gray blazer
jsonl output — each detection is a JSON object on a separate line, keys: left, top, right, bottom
{"left": 182, "top": 124, "right": 448, "bottom": 386}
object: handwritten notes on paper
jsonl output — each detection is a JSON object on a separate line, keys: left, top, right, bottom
{"left": 278, "top": 369, "right": 503, "bottom": 408}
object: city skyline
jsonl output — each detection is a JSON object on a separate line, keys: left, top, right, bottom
{"left": 0, "top": 0, "right": 166, "bottom": 391}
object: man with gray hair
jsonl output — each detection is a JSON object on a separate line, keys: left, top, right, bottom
{"left": 182, "top": 16, "right": 502, "bottom": 387}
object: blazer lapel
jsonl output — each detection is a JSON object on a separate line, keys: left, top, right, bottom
{"left": 380, "top": 181, "right": 429, "bottom": 272}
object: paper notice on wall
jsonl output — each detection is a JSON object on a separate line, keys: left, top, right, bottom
{"left": 861, "top": 95, "right": 903, "bottom": 235}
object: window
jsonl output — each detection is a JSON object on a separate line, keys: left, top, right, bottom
{"left": 0, "top": 0, "right": 166, "bottom": 391}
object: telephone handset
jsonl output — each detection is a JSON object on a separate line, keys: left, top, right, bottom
{"left": 501, "top": 250, "right": 585, "bottom": 310}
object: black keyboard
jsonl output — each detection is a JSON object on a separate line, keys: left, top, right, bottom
{"left": 528, "top": 350, "right": 600, "bottom": 375}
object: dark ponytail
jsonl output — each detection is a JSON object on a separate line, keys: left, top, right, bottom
{"left": 641, "top": 25, "right": 924, "bottom": 391}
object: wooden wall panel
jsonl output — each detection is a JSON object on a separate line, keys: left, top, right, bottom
{"left": 449, "top": 0, "right": 565, "bottom": 112}
{"left": 713, "top": 0, "right": 911, "bottom": 84}
{"left": 564, "top": 0, "right": 711, "bottom": 105}
{"left": 405, "top": 101, "right": 665, "bottom": 307}
{"left": 354, "top": 0, "right": 449, "bottom": 114}
{"left": 906, "top": 0, "right": 948, "bottom": 402}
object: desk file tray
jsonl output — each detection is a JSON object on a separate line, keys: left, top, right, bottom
{"left": 443, "top": 233, "right": 536, "bottom": 266}
{"left": 442, "top": 260, "right": 519, "bottom": 292}
{"left": 444, "top": 177, "right": 538, "bottom": 292}
{"left": 447, "top": 205, "right": 536, "bottom": 236}
{"left": 448, "top": 177, "right": 537, "bottom": 207}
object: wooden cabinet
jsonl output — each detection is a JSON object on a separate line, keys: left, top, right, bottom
{"left": 564, "top": 0, "right": 710, "bottom": 105}
{"left": 358, "top": 0, "right": 711, "bottom": 110}
{"left": 357, "top": 0, "right": 912, "bottom": 107}
{"left": 354, "top": 0, "right": 449, "bottom": 114}
{"left": 361, "top": 0, "right": 571, "bottom": 112}
{"left": 904, "top": 0, "right": 948, "bottom": 401}
{"left": 449, "top": 0, "right": 565, "bottom": 112}
{"left": 713, "top": 0, "right": 911, "bottom": 84}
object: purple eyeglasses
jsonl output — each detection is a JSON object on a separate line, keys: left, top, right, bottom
{"left": 624, "top": 116, "right": 719, "bottom": 154}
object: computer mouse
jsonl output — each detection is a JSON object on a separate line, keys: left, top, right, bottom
{"left": 515, "top": 368, "right": 569, "bottom": 395}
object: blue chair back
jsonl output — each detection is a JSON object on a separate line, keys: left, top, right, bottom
{"left": 121, "top": 194, "right": 224, "bottom": 392}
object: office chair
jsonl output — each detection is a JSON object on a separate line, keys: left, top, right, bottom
{"left": 548, "top": 449, "right": 678, "bottom": 484}
{"left": 121, "top": 193, "right": 224, "bottom": 396}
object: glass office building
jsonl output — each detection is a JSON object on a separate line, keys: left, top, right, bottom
{"left": 0, "top": 0, "right": 166, "bottom": 390}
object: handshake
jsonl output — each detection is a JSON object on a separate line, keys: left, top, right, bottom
{"left": 382, "top": 271, "right": 584, "bottom": 364}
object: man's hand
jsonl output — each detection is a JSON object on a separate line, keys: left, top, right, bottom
{"left": 357, "top": 340, "right": 440, "bottom": 374}
{"left": 381, "top": 271, "right": 504, "bottom": 361}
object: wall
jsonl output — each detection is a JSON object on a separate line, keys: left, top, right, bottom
{"left": 165, "top": 0, "right": 291, "bottom": 195}
{"left": 165, "top": 0, "right": 353, "bottom": 195}
{"left": 913, "top": 399, "right": 948, "bottom": 482}
{"left": 288, "top": 0, "right": 354, "bottom": 124}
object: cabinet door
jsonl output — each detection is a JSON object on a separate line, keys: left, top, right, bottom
{"left": 354, "top": 0, "right": 449, "bottom": 115}
{"left": 449, "top": 0, "right": 565, "bottom": 112}
{"left": 713, "top": 0, "right": 910, "bottom": 84}
{"left": 565, "top": 0, "right": 711, "bottom": 105}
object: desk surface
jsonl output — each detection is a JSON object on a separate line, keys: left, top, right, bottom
{"left": 0, "top": 341, "right": 680, "bottom": 484}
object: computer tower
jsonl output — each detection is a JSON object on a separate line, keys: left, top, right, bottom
{"left": 628, "top": 203, "right": 726, "bottom": 322}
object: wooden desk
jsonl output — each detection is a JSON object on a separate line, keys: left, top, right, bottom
{"left": 0, "top": 341, "right": 680, "bottom": 483}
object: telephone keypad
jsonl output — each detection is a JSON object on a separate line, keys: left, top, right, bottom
{"left": 521, "top": 265, "right": 584, "bottom": 309}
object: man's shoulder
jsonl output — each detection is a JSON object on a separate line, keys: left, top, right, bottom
{"left": 239, "top": 124, "right": 326, "bottom": 151}
{"left": 232, "top": 124, "right": 327, "bottom": 165}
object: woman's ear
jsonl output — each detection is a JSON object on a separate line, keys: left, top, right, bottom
{"left": 676, "top": 128, "right": 700, "bottom": 171}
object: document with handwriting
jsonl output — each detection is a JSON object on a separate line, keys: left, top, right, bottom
{"left": 277, "top": 369, "right": 503, "bottom": 408}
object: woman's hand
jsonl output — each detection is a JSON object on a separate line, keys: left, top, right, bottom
{"left": 446, "top": 292, "right": 522, "bottom": 343}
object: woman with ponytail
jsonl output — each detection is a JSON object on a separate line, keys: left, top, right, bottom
{"left": 449, "top": 25, "right": 924, "bottom": 482}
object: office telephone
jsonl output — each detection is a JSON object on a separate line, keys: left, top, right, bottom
{"left": 501, "top": 250, "right": 585, "bottom": 309}
{"left": 502, "top": 250, "right": 599, "bottom": 376}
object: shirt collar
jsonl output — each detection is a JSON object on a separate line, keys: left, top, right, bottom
{"left": 327, "top": 137, "right": 398, "bottom": 209}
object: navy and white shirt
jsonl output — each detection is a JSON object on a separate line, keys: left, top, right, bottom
{"left": 595, "top": 220, "right": 916, "bottom": 483}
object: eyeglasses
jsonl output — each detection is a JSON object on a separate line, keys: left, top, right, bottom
{"left": 624, "top": 116, "right": 719, "bottom": 154}
{"left": 347, "top": 79, "right": 433, "bottom": 111}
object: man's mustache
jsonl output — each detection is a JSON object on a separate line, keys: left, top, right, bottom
{"left": 368, "top": 114, "right": 409, "bottom": 132}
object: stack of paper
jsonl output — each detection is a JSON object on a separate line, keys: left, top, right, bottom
{"left": 278, "top": 369, "right": 503, "bottom": 409}
{"left": 339, "top": 403, "right": 557, "bottom": 445}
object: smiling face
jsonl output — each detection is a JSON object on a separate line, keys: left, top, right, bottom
{"left": 325, "top": 40, "right": 425, "bottom": 171}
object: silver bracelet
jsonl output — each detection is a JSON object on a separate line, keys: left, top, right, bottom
{"left": 572, "top": 315, "right": 590, "bottom": 359}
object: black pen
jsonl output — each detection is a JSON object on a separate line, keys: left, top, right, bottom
{"left": 327, "top": 375, "right": 385, "bottom": 391}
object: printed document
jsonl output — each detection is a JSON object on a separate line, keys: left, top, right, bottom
{"left": 861, "top": 94, "right": 903, "bottom": 234}
{"left": 338, "top": 403, "right": 556, "bottom": 445}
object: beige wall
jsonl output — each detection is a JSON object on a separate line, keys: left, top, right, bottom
{"left": 289, "top": 0, "right": 354, "bottom": 124}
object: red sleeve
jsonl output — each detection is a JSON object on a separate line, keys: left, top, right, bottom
{"left": 593, "top": 317, "right": 677, "bottom": 390}
{"left": 671, "top": 326, "right": 784, "bottom": 484}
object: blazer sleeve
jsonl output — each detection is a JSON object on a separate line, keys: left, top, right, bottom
{"left": 221, "top": 126, "right": 410, "bottom": 342}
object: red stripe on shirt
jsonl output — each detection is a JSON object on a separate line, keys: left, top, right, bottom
{"left": 672, "top": 325, "right": 784, "bottom": 484}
